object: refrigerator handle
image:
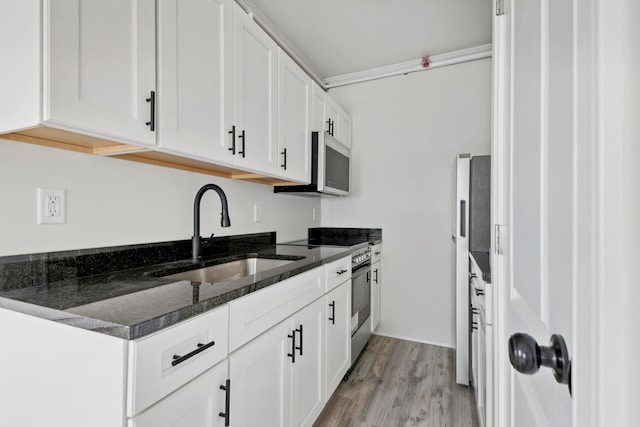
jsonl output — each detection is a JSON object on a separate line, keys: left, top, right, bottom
{"left": 460, "top": 200, "right": 466, "bottom": 238}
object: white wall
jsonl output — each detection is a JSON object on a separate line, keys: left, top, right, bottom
{"left": 322, "top": 59, "right": 492, "bottom": 347}
{"left": 0, "top": 139, "right": 320, "bottom": 257}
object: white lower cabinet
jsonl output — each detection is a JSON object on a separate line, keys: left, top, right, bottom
{"left": 324, "top": 280, "right": 351, "bottom": 398}
{"left": 128, "top": 361, "right": 229, "bottom": 427}
{"left": 229, "top": 319, "right": 290, "bottom": 426}
{"left": 370, "top": 260, "right": 381, "bottom": 332}
{"left": 290, "top": 298, "right": 326, "bottom": 427}
{"left": 229, "top": 297, "right": 325, "bottom": 427}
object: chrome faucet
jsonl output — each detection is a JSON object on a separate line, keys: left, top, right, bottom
{"left": 192, "top": 184, "right": 231, "bottom": 262}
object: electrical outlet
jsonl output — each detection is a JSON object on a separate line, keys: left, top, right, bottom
{"left": 254, "top": 204, "right": 262, "bottom": 222}
{"left": 312, "top": 207, "right": 318, "bottom": 221}
{"left": 37, "top": 188, "right": 66, "bottom": 224}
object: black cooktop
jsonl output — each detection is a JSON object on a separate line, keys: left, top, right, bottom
{"left": 282, "top": 227, "right": 382, "bottom": 248}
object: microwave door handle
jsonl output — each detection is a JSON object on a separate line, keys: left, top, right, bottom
{"left": 317, "top": 134, "right": 326, "bottom": 191}
{"left": 460, "top": 200, "right": 466, "bottom": 238}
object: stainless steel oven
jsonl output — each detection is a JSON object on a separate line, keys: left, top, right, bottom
{"left": 350, "top": 246, "right": 371, "bottom": 365}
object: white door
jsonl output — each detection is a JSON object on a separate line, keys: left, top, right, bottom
{"left": 325, "top": 281, "right": 351, "bottom": 398}
{"left": 289, "top": 298, "right": 325, "bottom": 427}
{"left": 129, "top": 362, "right": 228, "bottom": 427}
{"left": 494, "top": 0, "right": 593, "bottom": 425}
{"left": 277, "top": 49, "right": 311, "bottom": 183}
{"left": 46, "top": 0, "right": 156, "bottom": 147}
{"left": 310, "top": 82, "right": 327, "bottom": 132}
{"left": 232, "top": 3, "right": 278, "bottom": 175}
{"left": 229, "top": 320, "right": 290, "bottom": 427}
{"left": 157, "top": 0, "right": 233, "bottom": 163}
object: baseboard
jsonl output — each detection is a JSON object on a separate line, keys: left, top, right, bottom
{"left": 372, "top": 331, "right": 455, "bottom": 349}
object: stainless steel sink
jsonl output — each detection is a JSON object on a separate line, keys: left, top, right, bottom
{"left": 163, "top": 257, "right": 296, "bottom": 283}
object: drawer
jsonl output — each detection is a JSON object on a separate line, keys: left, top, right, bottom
{"left": 325, "top": 256, "right": 351, "bottom": 292}
{"left": 370, "top": 244, "right": 382, "bottom": 264}
{"left": 228, "top": 267, "right": 325, "bottom": 351}
{"left": 127, "top": 305, "right": 229, "bottom": 417}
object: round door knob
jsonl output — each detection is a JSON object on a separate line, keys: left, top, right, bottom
{"left": 508, "top": 333, "right": 571, "bottom": 387}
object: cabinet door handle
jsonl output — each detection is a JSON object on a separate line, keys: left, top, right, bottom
{"left": 326, "top": 118, "right": 332, "bottom": 134}
{"left": 366, "top": 271, "right": 370, "bottom": 282}
{"left": 287, "top": 331, "right": 296, "bottom": 363}
{"left": 171, "top": 340, "right": 215, "bottom": 366}
{"left": 238, "top": 130, "right": 246, "bottom": 158}
{"left": 218, "top": 379, "right": 231, "bottom": 426}
{"left": 295, "top": 324, "right": 303, "bottom": 356}
{"left": 329, "top": 301, "right": 335, "bottom": 325}
{"left": 336, "top": 269, "right": 348, "bottom": 275}
{"left": 475, "top": 288, "right": 485, "bottom": 296}
{"left": 374, "top": 269, "right": 379, "bottom": 283}
{"left": 145, "top": 91, "right": 155, "bottom": 131}
{"left": 228, "top": 126, "right": 236, "bottom": 155}
{"left": 281, "top": 148, "right": 287, "bottom": 170}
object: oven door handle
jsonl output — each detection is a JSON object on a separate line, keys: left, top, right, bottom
{"left": 352, "top": 261, "right": 371, "bottom": 276}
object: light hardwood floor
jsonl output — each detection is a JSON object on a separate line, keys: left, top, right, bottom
{"left": 314, "top": 335, "right": 479, "bottom": 427}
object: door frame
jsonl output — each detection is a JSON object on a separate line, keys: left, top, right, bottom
{"left": 492, "top": 0, "right": 638, "bottom": 425}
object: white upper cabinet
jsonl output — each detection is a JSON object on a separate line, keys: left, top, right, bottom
{"left": 311, "top": 83, "right": 352, "bottom": 148}
{"left": 46, "top": 0, "right": 156, "bottom": 147}
{"left": 277, "top": 48, "right": 311, "bottom": 184}
{"left": 156, "top": 0, "right": 234, "bottom": 163}
{"left": 231, "top": 3, "right": 278, "bottom": 176}
{"left": 311, "top": 82, "right": 328, "bottom": 132}
{"left": 325, "top": 97, "right": 340, "bottom": 138}
{"left": 337, "top": 107, "right": 352, "bottom": 148}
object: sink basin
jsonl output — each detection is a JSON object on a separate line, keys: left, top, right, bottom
{"left": 163, "top": 257, "right": 296, "bottom": 283}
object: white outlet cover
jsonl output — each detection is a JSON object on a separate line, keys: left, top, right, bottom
{"left": 254, "top": 204, "right": 262, "bottom": 222}
{"left": 37, "top": 188, "right": 66, "bottom": 224}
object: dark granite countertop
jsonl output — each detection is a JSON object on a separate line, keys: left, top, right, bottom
{"left": 0, "top": 233, "right": 354, "bottom": 340}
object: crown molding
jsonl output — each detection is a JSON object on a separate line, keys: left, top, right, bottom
{"left": 235, "top": 0, "right": 325, "bottom": 87}
{"left": 323, "top": 44, "right": 492, "bottom": 89}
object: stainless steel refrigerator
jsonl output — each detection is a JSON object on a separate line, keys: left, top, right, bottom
{"left": 454, "top": 154, "right": 490, "bottom": 385}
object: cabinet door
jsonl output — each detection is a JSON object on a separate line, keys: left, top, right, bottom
{"left": 325, "top": 98, "right": 340, "bottom": 137}
{"left": 128, "top": 362, "right": 228, "bottom": 427}
{"left": 371, "top": 261, "right": 381, "bottom": 332}
{"left": 289, "top": 297, "right": 325, "bottom": 427}
{"left": 229, "top": 319, "right": 290, "bottom": 427}
{"left": 338, "top": 109, "right": 352, "bottom": 148}
{"left": 46, "top": 0, "right": 156, "bottom": 147}
{"left": 232, "top": 3, "right": 278, "bottom": 175}
{"left": 325, "top": 280, "right": 351, "bottom": 398}
{"left": 310, "top": 82, "right": 327, "bottom": 132}
{"left": 277, "top": 49, "right": 311, "bottom": 184}
{"left": 157, "top": 0, "right": 233, "bottom": 163}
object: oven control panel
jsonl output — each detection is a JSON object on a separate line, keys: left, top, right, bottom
{"left": 351, "top": 246, "right": 371, "bottom": 268}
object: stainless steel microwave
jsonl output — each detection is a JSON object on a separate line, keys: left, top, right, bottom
{"left": 274, "top": 132, "right": 350, "bottom": 197}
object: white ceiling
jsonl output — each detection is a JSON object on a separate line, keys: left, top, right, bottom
{"left": 241, "top": 0, "right": 493, "bottom": 80}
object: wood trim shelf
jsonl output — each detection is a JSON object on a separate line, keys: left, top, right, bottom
{"left": 1, "top": 126, "right": 301, "bottom": 187}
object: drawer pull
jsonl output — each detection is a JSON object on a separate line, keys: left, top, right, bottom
{"left": 475, "top": 288, "right": 485, "bottom": 296}
{"left": 171, "top": 340, "right": 215, "bottom": 367}
{"left": 295, "top": 324, "right": 303, "bottom": 356}
{"left": 336, "top": 269, "right": 348, "bottom": 275}
{"left": 218, "top": 379, "right": 231, "bottom": 426}
{"left": 329, "top": 301, "right": 336, "bottom": 325}
{"left": 287, "top": 332, "right": 296, "bottom": 363}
